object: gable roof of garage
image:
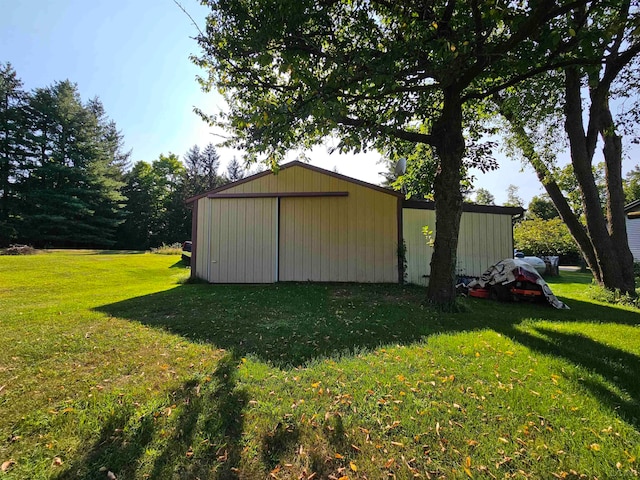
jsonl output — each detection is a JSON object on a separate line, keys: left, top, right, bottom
{"left": 185, "top": 160, "right": 403, "bottom": 205}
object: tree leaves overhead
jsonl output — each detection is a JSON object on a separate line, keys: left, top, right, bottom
{"left": 195, "top": 0, "right": 585, "bottom": 161}
{"left": 195, "top": 0, "right": 600, "bottom": 305}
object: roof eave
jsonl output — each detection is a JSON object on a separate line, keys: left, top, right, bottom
{"left": 402, "top": 199, "right": 525, "bottom": 216}
{"left": 624, "top": 199, "right": 640, "bottom": 213}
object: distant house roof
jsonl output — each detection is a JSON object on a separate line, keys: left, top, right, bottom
{"left": 625, "top": 199, "right": 640, "bottom": 212}
{"left": 625, "top": 199, "right": 640, "bottom": 218}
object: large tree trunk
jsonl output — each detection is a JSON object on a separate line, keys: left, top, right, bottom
{"left": 596, "top": 95, "right": 636, "bottom": 294}
{"left": 496, "top": 99, "right": 603, "bottom": 283}
{"left": 564, "top": 67, "right": 628, "bottom": 291}
{"left": 427, "top": 90, "right": 465, "bottom": 305}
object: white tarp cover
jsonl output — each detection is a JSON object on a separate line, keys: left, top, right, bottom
{"left": 468, "top": 258, "right": 569, "bottom": 309}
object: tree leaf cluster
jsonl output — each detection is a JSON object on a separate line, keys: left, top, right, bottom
{"left": 527, "top": 195, "right": 559, "bottom": 220}
{"left": 623, "top": 165, "right": 640, "bottom": 203}
{"left": 474, "top": 188, "right": 495, "bottom": 205}
{"left": 117, "top": 144, "right": 244, "bottom": 250}
{"left": 514, "top": 217, "right": 579, "bottom": 257}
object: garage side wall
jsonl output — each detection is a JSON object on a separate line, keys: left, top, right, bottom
{"left": 403, "top": 208, "right": 513, "bottom": 285}
{"left": 193, "top": 196, "right": 211, "bottom": 281}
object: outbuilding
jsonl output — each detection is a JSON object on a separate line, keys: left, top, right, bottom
{"left": 625, "top": 199, "right": 640, "bottom": 262}
{"left": 186, "top": 161, "right": 523, "bottom": 284}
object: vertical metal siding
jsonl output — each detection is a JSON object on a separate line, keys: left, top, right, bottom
{"left": 194, "top": 197, "right": 210, "bottom": 280}
{"left": 200, "top": 165, "right": 398, "bottom": 283}
{"left": 278, "top": 193, "right": 397, "bottom": 282}
{"left": 403, "top": 209, "right": 514, "bottom": 285}
{"left": 626, "top": 218, "right": 640, "bottom": 262}
{"left": 207, "top": 197, "right": 277, "bottom": 283}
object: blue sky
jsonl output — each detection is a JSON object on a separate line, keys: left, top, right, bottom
{"left": 1, "top": 1, "right": 215, "bottom": 163}
{"left": 1, "top": 1, "right": 636, "bottom": 205}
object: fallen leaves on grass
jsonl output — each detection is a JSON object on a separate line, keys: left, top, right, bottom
{"left": 463, "top": 456, "right": 472, "bottom": 478}
{"left": 1, "top": 460, "right": 15, "bottom": 472}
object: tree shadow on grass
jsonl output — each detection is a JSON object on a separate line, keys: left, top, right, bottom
{"left": 55, "top": 354, "right": 248, "bottom": 480}
{"left": 169, "top": 259, "right": 190, "bottom": 269}
{"left": 95, "top": 283, "right": 640, "bottom": 367}
{"left": 95, "top": 282, "right": 640, "bottom": 428}
{"left": 493, "top": 325, "right": 640, "bottom": 430}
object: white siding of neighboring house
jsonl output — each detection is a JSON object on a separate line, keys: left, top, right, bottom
{"left": 626, "top": 217, "right": 640, "bottom": 262}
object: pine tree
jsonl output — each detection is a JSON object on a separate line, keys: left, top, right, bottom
{"left": 19, "top": 81, "right": 127, "bottom": 247}
{"left": 225, "top": 156, "right": 244, "bottom": 183}
{"left": 0, "top": 63, "right": 31, "bottom": 244}
{"left": 201, "top": 143, "right": 222, "bottom": 190}
{"left": 183, "top": 142, "right": 223, "bottom": 196}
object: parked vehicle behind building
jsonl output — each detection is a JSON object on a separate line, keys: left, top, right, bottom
{"left": 181, "top": 241, "right": 192, "bottom": 264}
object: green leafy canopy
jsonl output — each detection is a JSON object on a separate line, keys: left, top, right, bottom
{"left": 194, "top": 0, "right": 586, "bottom": 164}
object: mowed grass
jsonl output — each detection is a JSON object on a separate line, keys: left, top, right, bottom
{"left": 0, "top": 252, "right": 639, "bottom": 479}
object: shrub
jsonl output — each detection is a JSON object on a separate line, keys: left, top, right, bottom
{"left": 514, "top": 217, "right": 579, "bottom": 256}
{"left": 150, "top": 243, "right": 182, "bottom": 255}
{"left": 1, "top": 244, "right": 36, "bottom": 255}
{"left": 586, "top": 284, "right": 640, "bottom": 309}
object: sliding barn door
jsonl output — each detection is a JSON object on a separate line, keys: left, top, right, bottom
{"left": 208, "top": 198, "right": 278, "bottom": 283}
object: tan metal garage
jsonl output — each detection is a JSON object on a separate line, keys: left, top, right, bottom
{"left": 186, "top": 162, "right": 523, "bottom": 285}
{"left": 187, "top": 161, "right": 402, "bottom": 283}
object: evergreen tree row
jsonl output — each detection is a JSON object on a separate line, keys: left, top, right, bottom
{"left": 1, "top": 63, "right": 129, "bottom": 247}
{"left": 1, "top": 62, "right": 246, "bottom": 250}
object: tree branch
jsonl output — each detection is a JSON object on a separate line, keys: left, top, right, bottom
{"left": 173, "top": 0, "right": 204, "bottom": 37}
{"left": 458, "top": 0, "right": 589, "bottom": 88}
{"left": 461, "top": 57, "right": 602, "bottom": 101}
{"left": 336, "top": 116, "right": 434, "bottom": 145}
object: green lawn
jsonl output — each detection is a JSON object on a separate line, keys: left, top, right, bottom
{"left": 0, "top": 251, "right": 639, "bottom": 479}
